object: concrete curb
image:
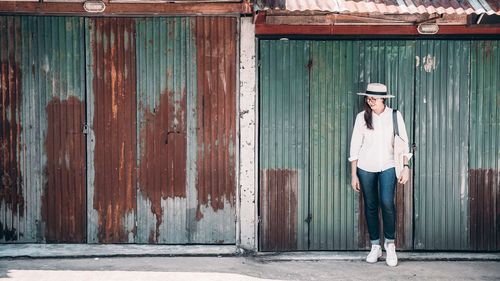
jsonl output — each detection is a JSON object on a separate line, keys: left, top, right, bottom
{"left": 0, "top": 244, "right": 240, "bottom": 259}
{"left": 0, "top": 245, "right": 498, "bottom": 261}
{"left": 255, "top": 251, "right": 500, "bottom": 262}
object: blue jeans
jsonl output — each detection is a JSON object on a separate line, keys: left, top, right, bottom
{"left": 357, "top": 167, "right": 396, "bottom": 244}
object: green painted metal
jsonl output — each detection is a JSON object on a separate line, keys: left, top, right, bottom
{"left": 414, "top": 40, "right": 470, "bottom": 250}
{"left": 308, "top": 41, "right": 357, "bottom": 250}
{"left": 308, "top": 40, "right": 415, "bottom": 250}
{"left": 259, "top": 40, "right": 310, "bottom": 250}
{"left": 470, "top": 41, "right": 500, "bottom": 170}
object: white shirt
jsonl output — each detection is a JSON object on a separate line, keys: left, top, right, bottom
{"left": 349, "top": 106, "right": 411, "bottom": 173}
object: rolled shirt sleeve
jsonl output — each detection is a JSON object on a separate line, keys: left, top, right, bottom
{"left": 349, "top": 113, "right": 364, "bottom": 162}
{"left": 396, "top": 111, "right": 412, "bottom": 160}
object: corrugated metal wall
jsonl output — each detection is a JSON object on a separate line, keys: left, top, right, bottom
{"left": 259, "top": 40, "right": 310, "bottom": 251}
{"left": 193, "top": 17, "right": 237, "bottom": 244}
{"left": 308, "top": 40, "right": 415, "bottom": 250}
{"left": 0, "top": 17, "right": 25, "bottom": 242}
{"left": 36, "top": 17, "right": 87, "bottom": 243}
{"left": 1, "top": 16, "right": 87, "bottom": 243}
{"left": 86, "top": 18, "right": 138, "bottom": 243}
{"left": 134, "top": 17, "right": 237, "bottom": 244}
{"left": 135, "top": 17, "right": 191, "bottom": 244}
{"left": 469, "top": 40, "right": 500, "bottom": 251}
{"left": 308, "top": 41, "right": 357, "bottom": 250}
{"left": 259, "top": 39, "right": 498, "bottom": 251}
{"left": 1, "top": 15, "right": 237, "bottom": 244}
{"left": 354, "top": 41, "right": 415, "bottom": 250}
{"left": 414, "top": 41, "right": 471, "bottom": 250}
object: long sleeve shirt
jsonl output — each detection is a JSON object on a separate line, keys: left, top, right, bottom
{"left": 349, "top": 106, "right": 411, "bottom": 173}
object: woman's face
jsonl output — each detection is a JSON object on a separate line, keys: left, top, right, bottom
{"left": 366, "top": 96, "right": 385, "bottom": 111}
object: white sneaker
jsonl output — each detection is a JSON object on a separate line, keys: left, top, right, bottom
{"left": 366, "top": 245, "right": 382, "bottom": 263}
{"left": 385, "top": 242, "right": 398, "bottom": 267}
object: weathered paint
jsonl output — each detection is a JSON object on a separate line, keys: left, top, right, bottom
{"left": 259, "top": 169, "right": 298, "bottom": 251}
{"left": 136, "top": 17, "right": 190, "bottom": 244}
{"left": 469, "top": 169, "right": 500, "bottom": 251}
{"left": 194, "top": 17, "right": 237, "bottom": 234}
{"left": 88, "top": 18, "right": 137, "bottom": 243}
{"left": 259, "top": 40, "right": 310, "bottom": 250}
{"left": 469, "top": 40, "right": 499, "bottom": 251}
{"left": 414, "top": 40, "right": 470, "bottom": 250}
{"left": 42, "top": 96, "right": 86, "bottom": 243}
{"left": 238, "top": 17, "right": 257, "bottom": 251}
{"left": 0, "top": 17, "right": 23, "bottom": 242}
{"left": 34, "top": 17, "right": 87, "bottom": 243}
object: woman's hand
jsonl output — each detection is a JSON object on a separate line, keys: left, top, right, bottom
{"left": 351, "top": 175, "right": 360, "bottom": 192}
{"left": 398, "top": 167, "right": 410, "bottom": 185}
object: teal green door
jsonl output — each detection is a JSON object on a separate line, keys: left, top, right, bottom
{"left": 259, "top": 40, "right": 415, "bottom": 251}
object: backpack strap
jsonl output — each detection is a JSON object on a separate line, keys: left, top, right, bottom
{"left": 392, "top": 109, "right": 400, "bottom": 137}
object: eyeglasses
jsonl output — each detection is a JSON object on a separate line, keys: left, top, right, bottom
{"left": 366, "top": 97, "right": 380, "bottom": 103}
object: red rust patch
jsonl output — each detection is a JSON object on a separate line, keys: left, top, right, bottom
{"left": 138, "top": 90, "right": 187, "bottom": 242}
{"left": 194, "top": 17, "right": 237, "bottom": 217}
{"left": 42, "top": 96, "right": 86, "bottom": 243}
{"left": 469, "top": 169, "right": 500, "bottom": 251}
{"left": 92, "top": 18, "right": 137, "bottom": 243}
{"left": 259, "top": 169, "right": 298, "bottom": 251}
{"left": 0, "top": 58, "right": 24, "bottom": 241}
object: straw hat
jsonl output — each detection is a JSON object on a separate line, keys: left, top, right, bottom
{"left": 356, "top": 83, "right": 395, "bottom": 98}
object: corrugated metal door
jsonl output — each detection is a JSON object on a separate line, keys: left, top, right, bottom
{"left": 1, "top": 16, "right": 87, "bottom": 243}
{"left": 86, "top": 18, "right": 138, "bottom": 243}
{"left": 414, "top": 40, "right": 470, "bottom": 250}
{"left": 259, "top": 40, "right": 310, "bottom": 251}
{"left": 354, "top": 41, "right": 415, "bottom": 250}
{"left": 259, "top": 39, "right": 415, "bottom": 251}
{"left": 135, "top": 17, "right": 237, "bottom": 244}
{"left": 308, "top": 40, "right": 415, "bottom": 250}
{"left": 469, "top": 40, "right": 500, "bottom": 251}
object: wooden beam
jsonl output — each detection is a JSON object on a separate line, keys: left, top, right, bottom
{"left": 256, "top": 23, "right": 500, "bottom": 36}
{"left": 0, "top": 2, "right": 252, "bottom": 15}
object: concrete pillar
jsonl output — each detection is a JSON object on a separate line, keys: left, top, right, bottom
{"left": 238, "top": 16, "right": 257, "bottom": 252}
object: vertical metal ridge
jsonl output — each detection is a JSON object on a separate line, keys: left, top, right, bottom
{"left": 88, "top": 18, "right": 137, "bottom": 243}
{"left": 259, "top": 40, "right": 309, "bottom": 251}
{"left": 193, "top": 17, "right": 237, "bottom": 244}
{"left": 415, "top": 40, "right": 470, "bottom": 250}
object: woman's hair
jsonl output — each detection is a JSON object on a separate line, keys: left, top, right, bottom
{"left": 364, "top": 97, "right": 385, "bottom": 130}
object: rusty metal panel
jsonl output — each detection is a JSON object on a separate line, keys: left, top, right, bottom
{"left": 35, "top": 17, "right": 87, "bottom": 243}
{"left": 259, "top": 40, "right": 310, "bottom": 251}
{"left": 0, "top": 16, "right": 25, "bottom": 242}
{"left": 259, "top": 169, "right": 298, "bottom": 251}
{"left": 1, "top": 16, "right": 86, "bottom": 243}
{"left": 86, "top": 18, "right": 137, "bottom": 243}
{"left": 193, "top": 17, "right": 237, "bottom": 243}
{"left": 469, "top": 40, "right": 500, "bottom": 251}
{"left": 414, "top": 40, "right": 470, "bottom": 250}
{"left": 135, "top": 17, "right": 191, "bottom": 244}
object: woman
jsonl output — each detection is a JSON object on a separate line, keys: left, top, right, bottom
{"left": 348, "top": 83, "right": 411, "bottom": 267}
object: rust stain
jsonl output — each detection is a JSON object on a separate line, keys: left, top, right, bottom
{"left": 138, "top": 90, "right": 187, "bottom": 242}
{"left": 259, "top": 169, "right": 298, "bottom": 251}
{"left": 92, "top": 18, "right": 137, "bottom": 243}
{"left": 0, "top": 57, "right": 24, "bottom": 241}
{"left": 469, "top": 169, "right": 500, "bottom": 251}
{"left": 42, "top": 96, "right": 86, "bottom": 242}
{"left": 194, "top": 17, "right": 237, "bottom": 218}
